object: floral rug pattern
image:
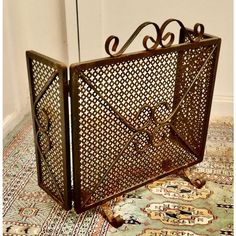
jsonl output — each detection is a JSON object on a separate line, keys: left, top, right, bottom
{"left": 3, "top": 117, "right": 233, "bottom": 235}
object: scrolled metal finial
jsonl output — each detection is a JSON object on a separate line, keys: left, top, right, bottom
{"left": 193, "top": 23, "right": 205, "bottom": 41}
{"left": 159, "top": 19, "right": 204, "bottom": 47}
{"left": 105, "top": 19, "right": 205, "bottom": 56}
{"left": 105, "top": 22, "right": 160, "bottom": 57}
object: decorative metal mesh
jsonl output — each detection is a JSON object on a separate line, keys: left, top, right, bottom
{"left": 26, "top": 20, "right": 221, "bottom": 215}
{"left": 172, "top": 45, "right": 216, "bottom": 156}
{"left": 26, "top": 51, "right": 71, "bottom": 210}
{"left": 70, "top": 31, "right": 220, "bottom": 212}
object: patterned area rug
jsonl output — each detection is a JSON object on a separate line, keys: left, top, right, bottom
{"left": 3, "top": 117, "right": 233, "bottom": 235}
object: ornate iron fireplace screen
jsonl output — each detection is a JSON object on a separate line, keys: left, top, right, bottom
{"left": 26, "top": 19, "right": 221, "bottom": 221}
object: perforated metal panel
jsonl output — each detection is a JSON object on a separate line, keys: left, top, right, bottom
{"left": 70, "top": 30, "right": 221, "bottom": 213}
{"left": 26, "top": 51, "right": 72, "bottom": 210}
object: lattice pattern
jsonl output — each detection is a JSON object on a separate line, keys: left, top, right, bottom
{"left": 71, "top": 40, "right": 219, "bottom": 211}
{"left": 83, "top": 52, "right": 177, "bottom": 127}
{"left": 27, "top": 51, "right": 71, "bottom": 209}
{"left": 31, "top": 60, "right": 55, "bottom": 97}
{"left": 172, "top": 45, "right": 216, "bottom": 155}
{"left": 36, "top": 76, "right": 64, "bottom": 196}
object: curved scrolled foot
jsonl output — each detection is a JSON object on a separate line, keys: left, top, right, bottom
{"left": 100, "top": 202, "right": 125, "bottom": 228}
{"left": 191, "top": 178, "right": 206, "bottom": 189}
{"left": 110, "top": 215, "right": 125, "bottom": 228}
{"left": 177, "top": 169, "right": 206, "bottom": 189}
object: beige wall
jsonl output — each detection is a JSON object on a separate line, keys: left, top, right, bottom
{"left": 3, "top": 0, "right": 68, "bottom": 137}
{"left": 65, "top": 0, "right": 103, "bottom": 63}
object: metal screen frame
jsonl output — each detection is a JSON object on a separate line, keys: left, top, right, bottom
{"left": 26, "top": 51, "right": 72, "bottom": 210}
{"left": 70, "top": 26, "right": 221, "bottom": 213}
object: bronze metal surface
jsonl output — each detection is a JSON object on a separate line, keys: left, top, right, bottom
{"left": 25, "top": 19, "right": 221, "bottom": 218}
{"left": 26, "top": 51, "right": 72, "bottom": 210}
{"left": 70, "top": 20, "right": 221, "bottom": 213}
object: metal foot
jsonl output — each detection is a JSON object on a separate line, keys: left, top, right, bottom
{"left": 177, "top": 168, "right": 206, "bottom": 189}
{"left": 100, "top": 202, "right": 125, "bottom": 228}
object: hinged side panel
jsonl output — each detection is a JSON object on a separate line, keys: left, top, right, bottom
{"left": 26, "top": 51, "right": 72, "bottom": 210}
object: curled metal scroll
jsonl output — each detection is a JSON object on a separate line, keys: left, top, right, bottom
{"left": 105, "top": 18, "right": 205, "bottom": 57}
{"left": 105, "top": 22, "right": 160, "bottom": 57}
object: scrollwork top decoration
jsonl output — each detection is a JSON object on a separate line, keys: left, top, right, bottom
{"left": 105, "top": 18, "right": 205, "bottom": 57}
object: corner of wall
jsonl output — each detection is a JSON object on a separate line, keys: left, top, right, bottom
{"left": 3, "top": 105, "right": 30, "bottom": 139}
{"left": 211, "top": 95, "right": 233, "bottom": 118}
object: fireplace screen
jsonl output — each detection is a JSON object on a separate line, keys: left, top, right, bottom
{"left": 26, "top": 19, "right": 221, "bottom": 218}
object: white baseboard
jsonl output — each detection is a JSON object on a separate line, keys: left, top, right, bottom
{"left": 3, "top": 110, "right": 29, "bottom": 138}
{"left": 211, "top": 95, "right": 233, "bottom": 118}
